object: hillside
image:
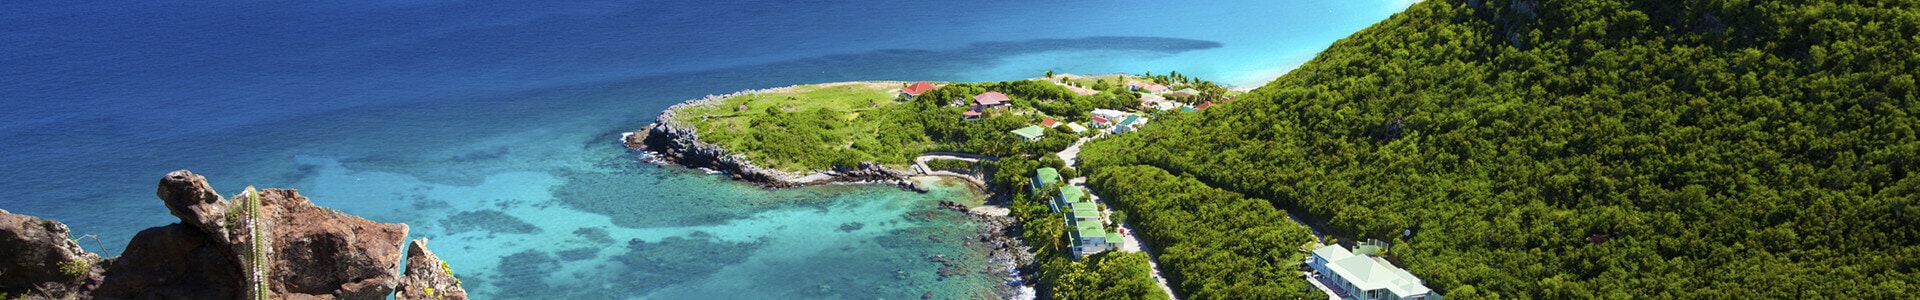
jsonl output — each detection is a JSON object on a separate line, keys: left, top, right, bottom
{"left": 1079, "top": 0, "right": 1919, "bottom": 298}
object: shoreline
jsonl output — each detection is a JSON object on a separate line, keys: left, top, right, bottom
{"left": 623, "top": 86, "right": 1037, "bottom": 299}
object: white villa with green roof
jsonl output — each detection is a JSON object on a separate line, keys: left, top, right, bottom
{"left": 1031, "top": 167, "right": 1061, "bottom": 197}
{"left": 1011, "top": 125, "right": 1046, "bottom": 141}
{"left": 1031, "top": 168, "right": 1124, "bottom": 258}
{"left": 1309, "top": 245, "right": 1440, "bottom": 300}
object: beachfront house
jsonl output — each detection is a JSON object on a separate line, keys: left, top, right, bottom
{"left": 1072, "top": 221, "right": 1112, "bottom": 256}
{"left": 1308, "top": 245, "right": 1441, "bottom": 300}
{"left": 1032, "top": 168, "right": 1061, "bottom": 208}
{"left": 1068, "top": 200, "right": 1100, "bottom": 224}
{"left": 1011, "top": 125, "right": 1046, "bottom": 141}
{"left": 900, "top": 81, "right": 936, "bottom": 100}
{"left": 973, "top": 92, "right": 1011, "bottom": 110}
{"left": 1054, "top": 185, "right": 1086, "bottom": 213}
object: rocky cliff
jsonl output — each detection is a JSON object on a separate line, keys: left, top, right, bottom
{"left": 0, "top": 170, "right": 468, "bottom": 300}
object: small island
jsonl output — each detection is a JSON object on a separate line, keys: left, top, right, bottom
{"left": 626, "top": 72, "right": 1237, "bottom": 299}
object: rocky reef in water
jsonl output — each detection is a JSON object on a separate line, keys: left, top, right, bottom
{"left": 0, "top": 170, "right": 467, "bottom": 300}
{"left": 624, "top": 88, "right": 927, "bottom": 193}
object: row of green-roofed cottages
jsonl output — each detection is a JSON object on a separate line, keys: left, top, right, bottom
{"left": 1033, "top": 168, "right": 1122, "bottom": 257}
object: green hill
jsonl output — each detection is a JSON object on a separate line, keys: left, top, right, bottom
{"left": 1080, "top": 0, "right": 1919, "bottom": 298}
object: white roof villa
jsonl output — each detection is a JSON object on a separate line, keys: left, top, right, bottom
{"left": 1309, "top": 245, "right": 1439, "bottom": 300}
{"left": 1091, "top": 109, "right": 1127, "bottom": 121}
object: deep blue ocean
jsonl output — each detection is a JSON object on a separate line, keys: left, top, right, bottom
{"left": 2, "top": 1, "right": 1411, "bottom": 298}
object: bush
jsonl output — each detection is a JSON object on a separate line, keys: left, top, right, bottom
{"left": 59, "top": 257, "right": 89, "bottom": 278}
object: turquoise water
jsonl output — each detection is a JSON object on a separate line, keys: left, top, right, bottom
{"left": 1, "top": 0, "right": 1413, "bottom": 298}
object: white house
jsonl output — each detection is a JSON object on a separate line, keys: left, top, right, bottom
{"left": 1091, "top": 109, "right": 1127, "bottom": 121}
{"left": 1308, "top": 245, "right": 1440, "bottom": 300}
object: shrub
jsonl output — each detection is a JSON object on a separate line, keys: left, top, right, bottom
{"left": 58, "top": 257, "right": 89, "bottom": 278}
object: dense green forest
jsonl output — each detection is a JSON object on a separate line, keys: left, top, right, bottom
{"left": 1088, "top": 165, "right": 1318, "bottom": 299}
{"left": 1079, "top": 0, "right": 1919, "bottom": 298}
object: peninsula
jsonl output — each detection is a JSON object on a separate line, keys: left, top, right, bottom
{"left": 626, "top": 72, "right": 1235, "bottom": 299}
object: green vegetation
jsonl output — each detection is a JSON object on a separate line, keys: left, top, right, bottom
{"left": 1088, "top": 165, "right": 1318, "bottom": 299}
{"left": 57, "top": 258, "right": 89, "bottom": 278}
{"left": 440, "top": 261, "right": 462, "bottom": 286}
{"left": 239, "top": 186, "right": 268, "bottom": 300}
{"left": 923, "top": 158, "right": 979, "bottom": 173}
{"left": 668, "top": 80, "right": 1124, "bottom": 172}
{"left": 1080, "top": 0, "right": 1920, "bottom": 298}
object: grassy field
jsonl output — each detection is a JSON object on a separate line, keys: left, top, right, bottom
{"left": 1055, "top": 74, "right": 1128, "bottom": 89}
{"left": 670, "top": 82, "right": 935, "bottom": 172}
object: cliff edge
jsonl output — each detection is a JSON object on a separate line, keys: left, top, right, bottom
{"left": 0, "top": 170, "right": 468, "bottom": 300}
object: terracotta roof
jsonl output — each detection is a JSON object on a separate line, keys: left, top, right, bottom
{"left": 1197, "top": 101, "right": 1214, "bottom": 110}
{"left": 962, "top": 110, "right": 983, "bottom": 116}
{"left": 1041, "top": 118, "right": 1059, "bottom": 127}
{"left": 974, "top": 92, "right": 1009, "bottom": 106}
{"left": 1092, "top": 116, "right": 1109, "bottom": 123}
{"left": 902, "top": 81, "right": 936, "bottom": 95}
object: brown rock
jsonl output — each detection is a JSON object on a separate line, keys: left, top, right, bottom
{"left": 94, "top": 224, "right": 244, "bottom": 300}
{"left": 100, "top": 170, "right": 415, "bottom": 300}
{"left": 155, "top": 170, "right": 230, "bottom": 243}
{"left": 256, "top": 188, "right": 408, "bottom": 299}
{"left": 395, "top": 239, "right": 467, "bottom": 300}
{"left": 0, "top": 210, "right": 100, "bottom": 296}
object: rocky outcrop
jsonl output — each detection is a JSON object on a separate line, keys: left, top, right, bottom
{"left": 8, "top": 170, "right": 456, "bottom": 300}
{"left": 627, "top": 91, "right": 923, "bottom": 192}
{"left": 255, "top": 188, "right": 408, "bottom": 299}
{"left": 156, "top": 170, "right": 230, "bottom": 243}
{"left": 0, "top": 209, "right": 102, "bottom": 297}
{"left": 95, "top": 223, "right": 244, "bottom": 299}
{"left": 395, "top": 239, "right": 466, "bottom": 300}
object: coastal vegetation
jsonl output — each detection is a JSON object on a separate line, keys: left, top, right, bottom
{"left": 1079, "top": 0, "right": 1920, "bottom": 298}
{"left": 665, "top": 78, "right": 1138, "bottom": 172}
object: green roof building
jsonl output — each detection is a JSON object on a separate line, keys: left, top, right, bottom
{"left": 1070, "top": 201, "right": 1100, "bottom": 223}
{"left": 1072, "top": 221, "right": 1111, "bottom": 256}
{"left": 1011, "top": 125, "right": 1046, "bottom": 141}
{"left": 1034, "top": 168, "right": 1060, "bottom": 210}
{"left": 1057, "top": 186, "right": 1086, "bottom": 212}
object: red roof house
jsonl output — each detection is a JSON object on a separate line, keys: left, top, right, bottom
{"left": 1041, "top": 118, "right": 1059, "bottom": 127}
{"left": 902, "top": 81, "right": 936, "bottom": 96}
{"left": 962, "top": 110, "right": 983, "bottom": 120}
{"left": 1197, "top": 101, "right": 1214, "bottom": 110}
{"left": 974, "top": 92, "right": 1010, "bottom": 108}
